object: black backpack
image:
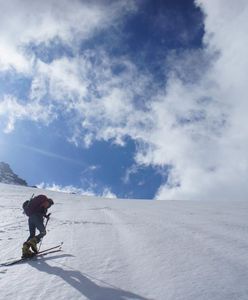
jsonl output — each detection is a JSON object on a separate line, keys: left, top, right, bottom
{"left": 22, "top": 194, "right": 35, "bottom": 216}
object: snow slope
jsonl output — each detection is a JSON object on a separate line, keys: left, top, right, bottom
{"left": 1, "top": 183, "right": 248, "bottom": 300}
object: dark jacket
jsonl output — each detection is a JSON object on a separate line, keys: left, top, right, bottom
{"left": 24, "top": 195, "right": 53, "bottom": 217}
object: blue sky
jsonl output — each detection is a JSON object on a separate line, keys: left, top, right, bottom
{"left": 0, "top": 0, "right": 248, "bottom": 200}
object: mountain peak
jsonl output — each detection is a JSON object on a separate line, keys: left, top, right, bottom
{"left": 0, "top": 162, "right": 27, "bottom": 186}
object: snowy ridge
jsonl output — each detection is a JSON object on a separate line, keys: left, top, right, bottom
{"left": 0, "top": 162, "right": 27, "bottom": 186}
{"left": 0, "top": 183, "right": 248, "bottom": 299}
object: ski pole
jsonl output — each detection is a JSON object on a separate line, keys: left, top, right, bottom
{"left": 38, "top": 214, "right": 51, "bottom": 252}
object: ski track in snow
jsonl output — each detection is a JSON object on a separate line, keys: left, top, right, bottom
{"left": 1, "top": 183, "right": 248, "bottom": 299}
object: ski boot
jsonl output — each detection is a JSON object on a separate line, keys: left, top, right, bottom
{"left": 22, "top": 242, "right": 35, "bottom": 258}
{"left": 27, "top": 237, "right": 38, "bottom": 254}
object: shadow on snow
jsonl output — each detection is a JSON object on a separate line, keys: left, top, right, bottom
{"left": 29, "top": 255, "right": 150, "bottom": 300}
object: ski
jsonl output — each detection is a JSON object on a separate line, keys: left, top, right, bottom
{"left": 1, "top": 248, "right": 62, "bottom": 266}
{"left": 0, "top": 243, "right": 63, "bottom": 267}
{"left": 37, "top": 248, "right": 62, "bottom": 257}
{"left": 38, "top": 242, "right": 63, "bottom": 254}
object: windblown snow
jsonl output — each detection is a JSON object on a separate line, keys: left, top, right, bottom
{"left": 0, "top": 183, "right": 248, "bottom": 300}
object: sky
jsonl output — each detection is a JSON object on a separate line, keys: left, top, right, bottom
{"left": 0, "top": 0, "right": 247, "bottom": 200}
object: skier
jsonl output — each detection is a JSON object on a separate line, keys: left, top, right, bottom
{"left": 22, "top": 195, "right": 54, "bottom": 258}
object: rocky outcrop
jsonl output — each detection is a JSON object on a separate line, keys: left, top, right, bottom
{"left": 0, "top": 162, "right": 27, "bottom": 186}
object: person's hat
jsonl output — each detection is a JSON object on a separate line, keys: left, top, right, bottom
{"left": 48, "top": 198, "right": 54, "bottom": 206}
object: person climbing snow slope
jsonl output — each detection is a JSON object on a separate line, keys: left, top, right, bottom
{"left": 22, "top": 194, "right": 54, "bottom": 258}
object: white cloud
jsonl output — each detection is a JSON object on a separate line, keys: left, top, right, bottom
{"left": 101, "top": 188, "right": 117, "bottom": 199}
{"left": 37, "top": 182, "right": 117, "bottom": 199}
{"left": 122, "top": 164, "right": 140, "bottom": 184}
{"left": 0, "top": 94, "right": 54, "bottom": 133}
{"left": 30, "top": 51, "right": 152, "bottom": 147}
{"left": 0, "top": 0, "right": 137, "bottom": 73}
{"left": 62, "top": 0, "right": 247, "bottom": 201}
{"left": 2, "top": 0, "right": 248, "bottom": 201}
{"left": 153, "top": 0, "right": 248, "bottom": 200}
{"left": 0, "top": 0, "right": 138, "bottom": 132}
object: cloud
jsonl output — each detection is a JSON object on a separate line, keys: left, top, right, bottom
{"left": 122, "top": 164, "right": 140, "bottom": 184}
{"left": 37, "top": 182, "right": 117, "bottom": 199}
{"left": 37, "top": 164, "right": 116, "bottom": 198}
{"left": 153, "top": 0, "right": 248, "bottom": 200}
{"left": 0, "top": 94, "right": 54, "bottom": 133}
{"left": 59, "top": 0, "right": 246, "bottom": 201}
{"left": 1, "top": 0, "right": 248, "bottom": 201}
{"left": 0, "top": 0, "right": 137, "bottom": 73}
{"left": 0, "top": 0, "right": 138, "bottom": 133}
{"left": 30, "top": 51, "right": 152, "bottom": 147}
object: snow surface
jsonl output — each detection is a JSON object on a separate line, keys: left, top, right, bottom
{"left": 1, "top": 183, "right": 248, "bottom": 300}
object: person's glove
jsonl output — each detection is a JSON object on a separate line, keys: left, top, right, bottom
{"left": 45, "top": 213, "right": 51, "bottom": 220}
